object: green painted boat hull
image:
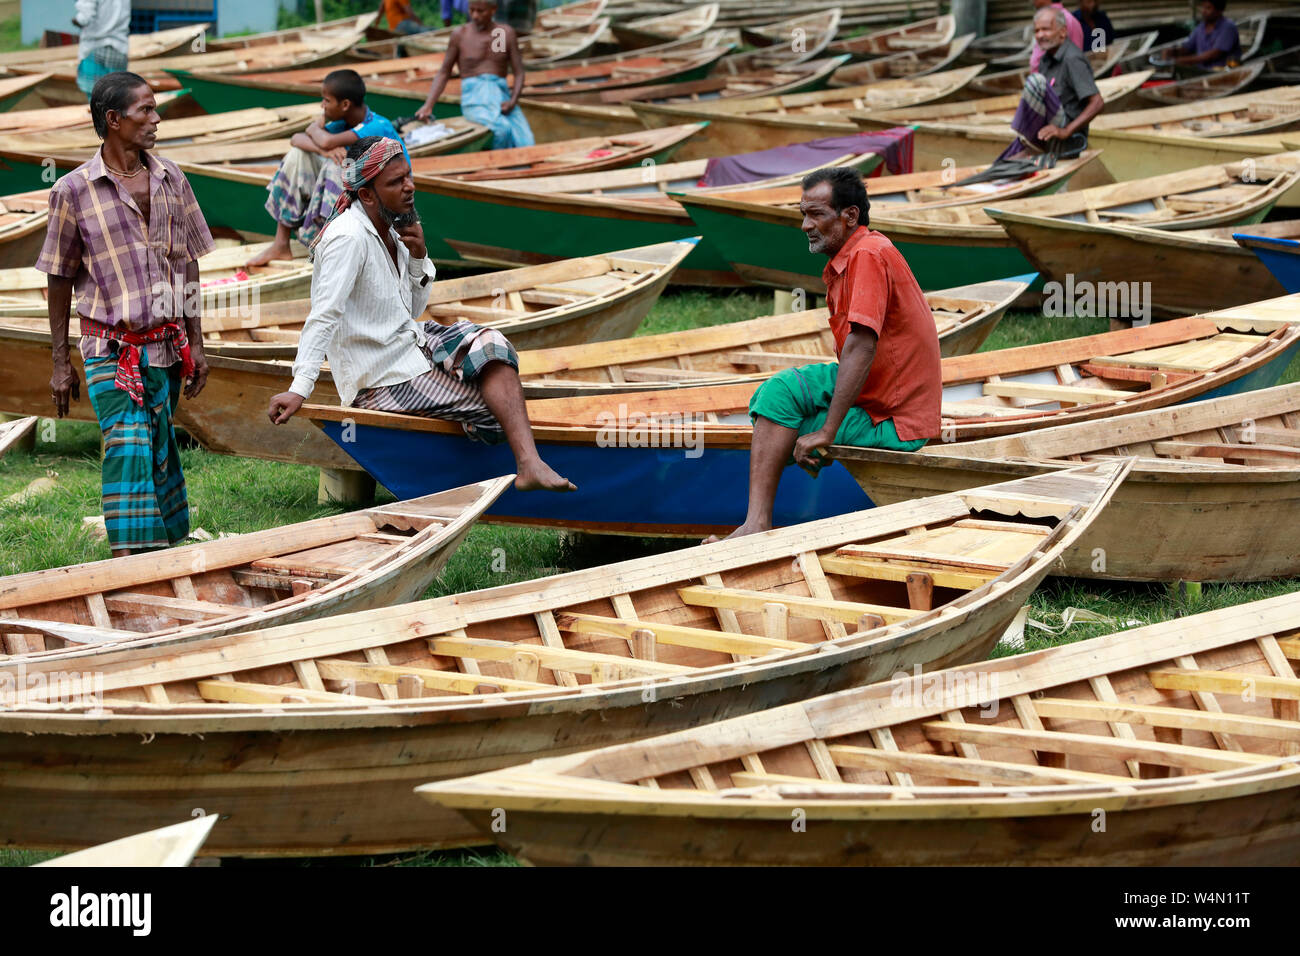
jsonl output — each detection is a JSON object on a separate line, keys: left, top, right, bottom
{"left": 166, "top": 70, "right": 461, "bottom": 121}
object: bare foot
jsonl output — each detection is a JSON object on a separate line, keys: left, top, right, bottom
{"left": 246, "top": 241, "right": 295, "bottom": 268}
{"left": 515, "top": 459, "right": 576, "bottom": 493}
{"left": 702, "top": 521, "right": 770, "bottom": 545}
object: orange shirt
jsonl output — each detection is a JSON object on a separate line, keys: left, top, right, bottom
{"left": 382, "top": 0, "right": 412, "bottom": 29}
{"left": 823, "top": 227, "right": 941, "bottom": 442}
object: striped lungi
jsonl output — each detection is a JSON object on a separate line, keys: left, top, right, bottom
{"left": 84, "top": 354, "right": 190, "bottom": 553}
{"left": 353, "top": 320, "right": 518, "bottom": 444}
{"left": 76, "top": 46, "right": 128, "bottom": 97}
{"left": 264, "top": 146, "right": 345, "bottom": 246}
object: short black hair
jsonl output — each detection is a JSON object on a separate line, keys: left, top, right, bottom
{"left": 323, "top": 69, "right": 366, "bottom": 107}
{"left": 801, "top": 167, "right": 869, "bottom": 227}
{"left": 89, "top": 72, "right": 152, "bottom": 140}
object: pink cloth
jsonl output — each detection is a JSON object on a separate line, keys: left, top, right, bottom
{"left": 1029, "top": 4, "right": 1085, "bottom": 70}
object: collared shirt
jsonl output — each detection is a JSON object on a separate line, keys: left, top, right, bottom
{"left": 1036, "top": 39, "right": 1100, "bottom": 132}
{"left": 1029, "top": 4, "right": 1085, "bottom": 70}
{"left": 324, "top": 106, "right": 411, "bottom": 164}
{"left": 289, "top": 203, "right": 436, "bottom": 407}
{"left": 822, "top": 227, "right": 941, "bottom": 442}
{"left": 36, "top": 148, "right": 216, "bottom": 367}
{"left": 73, "top": 0, "right": 130, "bottom": 61}
{"left": 1182, "top": 17, "right": 1241, "bottom": 68}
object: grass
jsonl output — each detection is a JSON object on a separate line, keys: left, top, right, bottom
{"left": 1, "top": 296, "right": 1297, "bottom": 867}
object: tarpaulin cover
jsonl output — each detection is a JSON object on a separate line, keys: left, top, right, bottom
{"left": 698, "top": 127, "right": 915, "bottom": 187}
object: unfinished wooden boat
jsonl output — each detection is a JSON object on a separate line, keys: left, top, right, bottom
{"left": 1236, "top": 230, "right": 1300, "bottom": 293}
{"left": 851, "top": 72, "right": 1153, "bottom": 130}
{"left": 611, "top": 3, "right": 720, "bottom": 48}
{"left": 0, "top": 24, "right": 206, "bottom": 73}
{"left": 0, "top": 243, "right": 313, "bottom": 316}
{"left": 354, "top": 18, "right": 613, "bottom": 65}
{"left": 836, "top": 381, "right": 1300, "bottom": 582}
{"left": 987, "top": 27, "right": 1156, "bottom": 73}
{"left": 204, "top": 12, "right": 380, "bottom": 52}
{"left": 738, "top": 9, "right": 841, "bottom": 55}
{"left": 0, "top": 478, "right": 511, "bottom": 661}
{"left": 0, "top": 189, "right": 50, "bottom": 270}
{"left": 1137, "top": 62, "right": 1268, "bottom": 106}
{"left": 417, "top": 590, "right": 1300, "bottom": 866}
{"left": 0, "top": 463, "right": 1127, "bottom": 855}
{"left": 517, "top": 275, "right": 1036, "bottom": 397}
{"left": 829, "top": 35, "right": 976, "bottom": 86}
{"left": 990, "top": 212, "right": 1299, "bottom": 318}
{"left": 627, "top": 65, "right": 985, "bottom": 160}
{"left": 1091, "top": 86, "right": 1300, "bottom": 138}
{"left": 303, "top": 308, "right": 1299, "bottom": 532}
{"left": 536, "top": 0, "right": 610, "bottom": 31}
{"left": 0, "top": 90, "right": 187, "bottom": 140}
{"left": 0, "top": 416, "right": 35, "bottom": 458}
{"left": 36, "top": 816, "right": 217, "bottom": 868}
{"left": 826, "top": 14, "right": 956, "bottom": 60}
{"left": 682, "top": 152, "right": 1300, "bottom": 292}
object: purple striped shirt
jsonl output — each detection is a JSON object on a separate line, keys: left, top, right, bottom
{"left": 35, "top": 148, "right": 215, "bottom": 366}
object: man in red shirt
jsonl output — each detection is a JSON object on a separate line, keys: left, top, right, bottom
{"left": 710, "top": 167, "right": 941, "bottom": 542}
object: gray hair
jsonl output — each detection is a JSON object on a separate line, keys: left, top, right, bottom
{"left": 1034, "top": 6, "right": 1068, "bottom": 28}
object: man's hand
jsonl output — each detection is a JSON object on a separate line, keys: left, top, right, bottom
{"left": 268, "top": 391, "right": 304, "bottom": 425}
{"left": 51, "top": 358, "right": 80, "bottom": 419}
{"left": 415, "top": 100, "right": 435, "bottom": 121}
{"left": 396, "top": 221, "right": 427, "bottom": 260}
{"left": 184, "top": 345, "right": 209, "bottom": 400}
{"left": 793, "top": 428, "right": 835, "bottom": 474}
{"left": 328, "top": 146, "right": 347, "bottom": 164}
{"left": 1037, "top": 124, "right": 1067, "bottom": 142}
{"left": 501, "top": 99, "right": 517, "bottom": 115}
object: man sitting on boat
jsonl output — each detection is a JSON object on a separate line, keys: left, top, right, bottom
{"left": 267, "top": 136, "right": 574, "bottom": 494}
{"left": 1008, "top": 6, "right": 1104, "bottom": 160}
{"left": 414, "top": 0, "right": 534, "bottom": 150}
{"left": 707, "top": 168, "right": 939, "bottom": 543}
{"left": 1166, "top": 0, "right": 1241, "bottom": 70}
{"left": 247, "top": 69, "right": 408, "bottom": 268}
{"left": 38, "top": 72, "right": 215, "bottom": 555}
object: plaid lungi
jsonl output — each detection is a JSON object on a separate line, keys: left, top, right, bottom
{"left": 76, "top": 46, "right": 128, "bottom": 97}
{"left": 1000, "top": 72, "right": 1069, "bottom": 161}
{"left": 352, "top": 320, "right": 518, "bottom": 444}
{"left": 264, "top": 146, "right": 345, "bottom": 246}
{"left": 84, "top": 354, "right": 190, "bottom": 553}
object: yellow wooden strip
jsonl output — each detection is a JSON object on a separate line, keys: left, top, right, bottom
{"left": 819, "top": 555, "right": 997, "bottom": 590}
{"left": 827, "top": 744, "right": 1134, "bottom": 785}
{"left": 535, "top": 611, "right": 579, "bottom": 688}
{"left": 982, "top": 381, "right": 1132, "bottom": 404}
{"left": 427, "top": 635, "right": 689, "bottom": 677}
{"left": 1149, "top": 668, "right": 1300, "bottom": 701}
{"left": 676, "top": 585, "right": 920, "bottom": 625}
{"left": 196, "top": 679, "right": 358, "bottom": 705}
{"left": 555, "top": 612, "right": 806, "bottom": 656}
{"left": 315, "top": 658, "right": 550, "bottom": 694}
{"left": 1033, "top": 697, "right": 1300, "bottom": 742}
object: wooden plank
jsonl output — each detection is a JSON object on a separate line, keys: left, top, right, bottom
{"left": 797, "top": 552, "right": 848, "bottom": 642}
{"left": 426, "top": 635, "right": 689, "bottom": 678}
{"left": 1033, "top": 697, "right": 1300, "bottom": 743}
{"left": 195, "top": 679, "right": 358, "bottom": 705}
{"left": 1258, "top": 636, "right": 1300, "bottom": 755}
{"left": 84, "top": 593, "right": 113, "bottom": 630}
{"left": 676, "top": 585, "right": 920, "bottom": 625}
{"left": 555, "top": 612, "right": 807, "bottom": 656}
{"left": 364, "top": 646, "right": 399, "bottom": 701}
{"left": 819, "top": 554, "right": 998, "bottom": 590}
{"left": 1173, "top": 654, "right": 1243, "bottom": 753}
{"left": 535, "top": 610, "right": 579, "bottom": 689}
{"left": 315, "top": 658, "right": 551, "bottom": 694}
{"left": 982, "top": 381, "right": 1132, "bottom": 405}
{"left": 719, "top": 350, "right": 812, "bottom": 368}
{"left": 701, "top": 572, "right": 748, "bottom": 663}
{"left": 826, "top": 744, "right": 1134, "bottom": 785}
{"left": 1152, "top": 441, "right": 1300, "bottom": 463}
{"left": 867, "top": 727, "right": 913, "bottom": 786}
{"left": 103, "top": 592, "right": 239, "bottom": 621}
{"left": 1149, "top": 668, "right": 1300, "bottom": 701}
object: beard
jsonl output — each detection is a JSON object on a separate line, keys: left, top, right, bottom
{"left": 378, "top": 200, "right": 420, "bottom": 229}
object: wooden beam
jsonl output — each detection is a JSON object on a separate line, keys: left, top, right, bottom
{"left": 555, "top": 612, "right": 807, "bottom": 657}
{"left": 426, "top": 635, "right": 688, "bottom": 678}
{"left": 1149, "top": 668, "right": 1300, "bottom": 701}
{"left": 826, "top": 744, "right": 1134, "bottom": 785}
{"left": 982, "top": 381, "right": 1133, "bottom": 405}
{"left": 103, "top": 592, "right": 239, "bottom": 621}
{"left": 676, "top": 585, "right": 920, "bottom": 625}
{"left": 1033, "top": 697, "right": 1300, "bottom": 743}
{"left": 315, "top": 658, "right": 550, "bottom": 694}
{"left": 195, "top": 679, "right": 358, "bottom": 705}
{"left": 819, "top": 555, "right": 1001, "bottom": 590}
{"left": 720, "top": 350, "right": 812, "bottom": 368}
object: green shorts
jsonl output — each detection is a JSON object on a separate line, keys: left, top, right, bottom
{"left": 749, "top": 363, "right": 927, "bottom": 472}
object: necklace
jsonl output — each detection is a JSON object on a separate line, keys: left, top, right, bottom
{"left": 103, "top": 157, "right": 146, "bottom": 177}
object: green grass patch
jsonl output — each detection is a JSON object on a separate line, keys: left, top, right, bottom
{"left": 0, "top": 16, "right": 31, "bottom": 55}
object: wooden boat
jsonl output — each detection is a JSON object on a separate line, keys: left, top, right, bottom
{"left": 407, "top": 148, "right": 885, "bottom": 284}
{"left": 828, "top": 35, "right": 976, "bottom": 87}
{"left": 1236, "top": 230, "right": 1300, "bottom": 293}
{"left": 1119, "top": 10, "right": 1272, "bottom": 76}
{"left": 0, "top": 416, "right": 35, "bottom": 458}
{"left": 722, "top": 9, "right": 842, "bottom": 73}
{"left": 353, "top": 18, "right": 613, "bottom": 65}
{"left": 204, "top": 12, "right": 380, "bottom": 52}
{"left": 836, "top": 381, "right": 1300, "bottom": 582}
{"left": 611, "top": 3, "right": 720, "bottom": 49}
{"left": 36, "top": 817, "right": 217, "bottom": 868}
{"left": 963, "top": 23, "right": 1030, "bottom": 63}
{"left": 1090, "top": 86, "right": 1300, "bottom": 138}
{"left": 535, "top": 0, "right": 610, "bottom": 31}
{"left": 0, "top": 463, "right": 1127, "bottom": 855}
{"left": 0, "top": 478, "right": 511, "bottom": 661}
{"left": 516, "top": 276, "right": 1036, "bottom": 397}
{"left": 0, "top": 24, "right": 207, "bottom": 71}
{"left": 851, "top": 72, "right": 1153, "bottom": 130}
{"left": 826, "top": 14, "right": 956, "bottom": 60}
{"left": 0, "top": 189, "right": 50, "bottom": 270}
{"left": 301, "top": 308, "right": 1299, "bottom": 532}
{"left": 990, "top": 213, "right": 1299, "bottom": 318}
{"left": 681, "top": 152, "right": 1300, "bottom": 292}
{"left": 416, "top": 590, "right": 1300, "bottom": 866}
{"left": 987, "top": 28, "right": 1156, "bottom": 72}
{"left": 0, "top": 74, "right": 50, "bottom": 113}
{"left": 0, "top": 243, "right": 313, "bottom": 316}
{"left": 1137, "top": 62, "right": 1268, "bottom": 106}
{"left": 969, "top": 33, "right": 1158, "bottom": 98}
{"left": 627, "top": 65, "right": 987, "bottom": 160}
{"left": 0, "top": 90, "right": 187, "bottom": 138}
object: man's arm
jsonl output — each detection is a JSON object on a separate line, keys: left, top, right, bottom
{"left": 1174, "top": 46, "right": 1231, "bottom": 65}
{"left": 181, "top": 259, "right": 208, "bottom": 399}
{"left": 1040, "top": 57, "right": 1102, "bottom": 141}
{"left": 792, "top": 327, "right": 876, "bottom": 471}
{"left": 47, "top": 276, "right": 79, "bottom": 419}
{"left": 505, "top": 27, "right": 525, "bottom": 113}
{"left": 269, "top": 237, "right": 352, "bottom": 423}
{"left": 417, "top": 32, "right": 460, "bottom": 119}
{"left": 73, "top": 0, "right": 97, "bottom": 28}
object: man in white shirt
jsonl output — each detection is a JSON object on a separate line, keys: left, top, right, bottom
{"left": 73, "top": 0, "right": 131, "bottom": 98}
{"left": 267, "top": 136, "right": 574, "bottom": 494}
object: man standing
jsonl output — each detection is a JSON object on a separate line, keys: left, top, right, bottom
{"left": 1170, "top": 1, "right": 1241, "bottom": 70}
{"left": 39, "top": 72, "right": 215, "bottom": 556}
{"left": 708, "top": 168, "right": 940, "bottom": 542}
{"left": 72, "top": 0, "right": 130, "bottom": 99}
{"left": 415, "top": 0, "right": 534, "bottom": 150}
{"left": 267, "top": 136, "right": 573, "bottom": 495}
{"left": 247, "top": 70, "right": 408, "bottom": 267}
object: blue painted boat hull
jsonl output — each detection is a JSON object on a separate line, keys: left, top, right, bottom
{"left": 1197, "top": 339, "right": 1300, "bottom": 402}
{"left": 1235, "top": 234, "right": 1300, "bottom": 294}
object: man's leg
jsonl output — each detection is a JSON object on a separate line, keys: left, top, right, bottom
{"left": 476, "top": 361, "right": 575, "bottom": 492}
{"left": 705, "top": 414, "right": 800, "bottom": 543}
{"left": 248, "top": 147, "right": 327, "bottom": 266}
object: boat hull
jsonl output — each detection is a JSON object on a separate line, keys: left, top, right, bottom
{"left": 1237, "top": 236, "right": 1300, "bottom": 293}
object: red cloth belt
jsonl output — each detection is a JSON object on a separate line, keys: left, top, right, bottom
{"left": 79, "top": 317, "right": 193, "bottom": 407}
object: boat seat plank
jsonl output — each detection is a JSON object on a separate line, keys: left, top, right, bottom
{"left": 1077, "top": 363, "right": 1197, "bottom": 386}
{"left": 818, "top": 555, "right": 999, "bottom": 590}
{"left": 825, "top": 744, "right": 1135, "bottom": 785}
{"left": 1149, "top": 668, "right": 1300, "bottom": 701}
{"left": 426, "top": 635, "right": 688, "bottom": 677}
{"left": 315, "top": 657, "right": 551, "bottom": 694}
{"left": 1277, "top": 638, "right": 1300, "bottom": 661}
{"left": 982, "top": 381, "right": 1133, "bottom": 404}
{"left": 1089, "top": 334, "right": 1264, "bottom": 372}
{"left": 195, "top": 679, "right": 358, "bottom": 705}
{"left": 619, "top": 366, "right": 737, "bottom": 382}
{"left": 535, "top": 610, "right": 580, "bottom": 689}
{"left": 676, "top": 585, "right": 920, "bottom": 625}
{"left": 555, "top": 611, "right": 807, "bottom": 656}
{"left": 796, "top": 552, "right": 849, "bottom": 642}
{"left": 426, "top": 303, "right": 522, "bottom": 322}
{"left": 249, "top": 539, "right": 392, "bottom": 579}
{"left": 1249, "top": 427, "right": 1300, "bottom": 448}
{"left": 231, "top": 569, "right": 331, "bottom": 592}
{"left": 719, "top": 350, "right": 814, "bottom": 369}
{"left": 103, "top": 592, "right": 243, "bottom": 622}
{"left": 1034, "top": 697, "right": 1300, "bottom": 742}
{"left": 831, "top": 545, "right": 1012, "bottom": 574}
{"left": 1152, "top": 441, "right": 1300, "bottom": 463}
{"left": 534, "top": 275, "right": 627, "bottom": 296}
{"left": 921, "top": 720, "right": 1274, "bottom": 771}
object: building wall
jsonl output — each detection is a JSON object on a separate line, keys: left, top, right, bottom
{"left": 22, "top": 0, "right": 297, "bottom": 45}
